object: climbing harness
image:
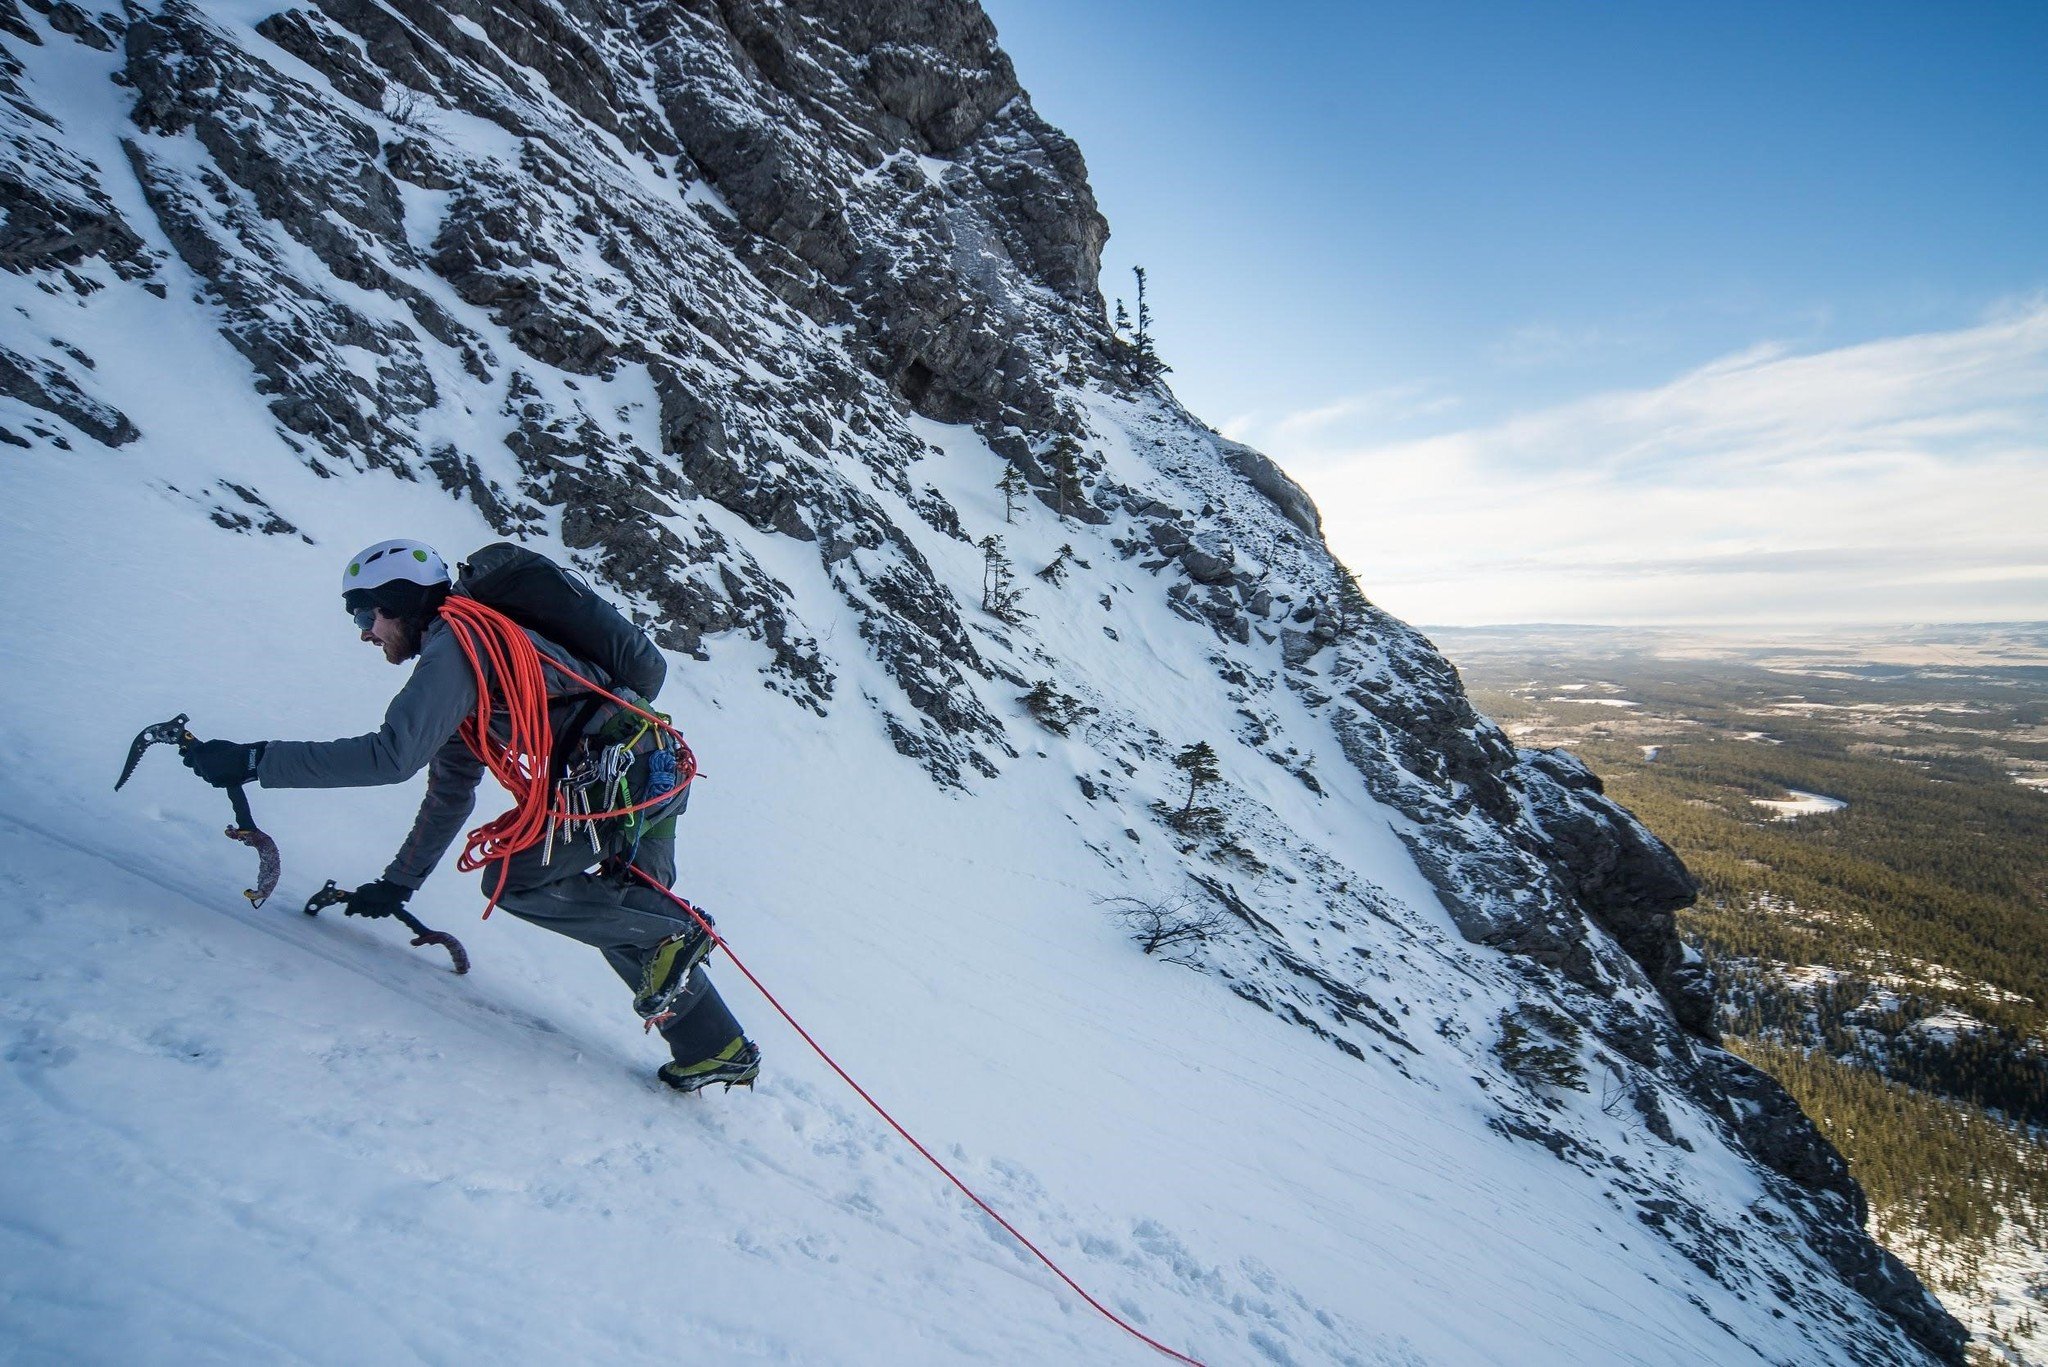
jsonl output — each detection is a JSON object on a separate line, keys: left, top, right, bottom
{"left": 435, "top": 595, "right": 695, "bottom": 915}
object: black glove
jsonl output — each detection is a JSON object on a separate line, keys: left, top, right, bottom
{"left": 181, "top": 740, "right": 264, "bottom": 789}
{"left": 346, "top": 878, "right": 411, "bottom": 919}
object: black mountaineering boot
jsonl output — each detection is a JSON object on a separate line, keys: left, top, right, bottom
{"left": 658, "top": 1037, "right": 761, "bottom": 1094}
{"left": 633, "top": 917, "right": 715, "bottom": 1021}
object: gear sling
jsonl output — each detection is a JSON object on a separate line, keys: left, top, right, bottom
{"left": 440, "top": 544, "right": 696, "bottom": 912}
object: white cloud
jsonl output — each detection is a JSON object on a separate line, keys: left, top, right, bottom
{"left": 1221, "top": 383, "right": 1461, "bottom": 449}
{"left": 1267, "top": 299, "right": 2048, "bottom": 625}
{"left": 1488, "top": 321, "right": 1640, "bottom": 370}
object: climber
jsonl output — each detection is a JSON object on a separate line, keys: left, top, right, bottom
{"left": 179, "top": 538, "right": 760, "bottom": 1094}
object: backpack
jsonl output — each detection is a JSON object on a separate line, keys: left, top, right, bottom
{"left": 452, "top": 543, "right": 667, "bottom": 702}
{"left": 451, "top": 544, "right": 687, "bottom": 854}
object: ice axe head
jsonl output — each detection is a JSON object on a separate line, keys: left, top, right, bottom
{"left": 302, "top": 880, "right": 352, "bottom": 916}
{"left": 115, "top": 713, "right": 193, "bottom": 791}
{"left": 115, "top": 712, "right": 280, "bottom": 910}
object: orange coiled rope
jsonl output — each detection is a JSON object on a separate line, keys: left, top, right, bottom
{"left": 438, "top": 596, "right": 695, "bottom": 915}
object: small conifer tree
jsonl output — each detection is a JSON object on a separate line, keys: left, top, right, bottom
{"left": 997, "top": 461, "right": 1028, "bottom": 524}
{"left": 1110, "top": 298, "right": 1137, "bottom": 378}
{"left": 1021, "top": 680, "right": 1094, "bottom": 735}
{"left": 979, "top": 534, "right": 1024, "bottom": 622}
{"left": 1037, "top": 543, "right": 1077, "bottom": 584}
{"left": 1130, "top": 266, "right": 1170, "bottom": 384}
{"left": 1045, "top": 434, "right": 1085, "bottom": 517}
{"left": 1173, "top": 741, "right": 1221, "bottom": 813}
{"left": 1495, "top": 1004, "right": 1588, "bottom": 1092}
{"left": 1332, "top": 560, "right": 1374, "bottom": 635}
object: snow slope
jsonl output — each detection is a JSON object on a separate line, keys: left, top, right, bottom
{"left": 0, "top": 410, "right": 1935, "bottom": 1367}
{"left": 0, "top": 1, "right": 1957, "bottom": 1362}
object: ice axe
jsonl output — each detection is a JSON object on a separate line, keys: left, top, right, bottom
{"left": 303, "top": 880, "right": 470, "bottom": 974}
{"left": 115, "top": 712, "right": 281, "bottom": 909}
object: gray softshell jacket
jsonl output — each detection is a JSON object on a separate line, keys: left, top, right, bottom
{"left": 257, "top": 616, "right": 651, "bottom": 890}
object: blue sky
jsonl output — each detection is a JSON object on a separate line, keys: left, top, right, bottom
{"left": 979, "top": 0, "right": 2048, "bottom": 625}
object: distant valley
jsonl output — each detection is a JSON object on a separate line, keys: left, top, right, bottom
{"left": 1434, "top": 622, "right": 2048, "bottom": 1366}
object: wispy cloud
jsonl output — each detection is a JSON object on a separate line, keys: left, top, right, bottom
{"left": 1488, "top": 321, "right": 1641, "bottom": 370}
{"left": 1264, "top": 298, "right": 2048, "bottom": 625}
{"left": 1221, "top": 384, "right": 1461, "bottom": 449}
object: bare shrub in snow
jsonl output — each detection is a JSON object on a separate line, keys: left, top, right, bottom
{"left": 1105, "top": 896, "right": 1227, "bottom": 959}
{"left": 382, "top": 86, "right": 441, "bottom": 134}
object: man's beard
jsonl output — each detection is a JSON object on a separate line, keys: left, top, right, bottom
{"left": 384, "top": 616, "right": 423, "bottom": 663}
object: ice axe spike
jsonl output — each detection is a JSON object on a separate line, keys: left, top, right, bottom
{"left": 116, "top": 712, "right": 282, "bottom": 909}
{"left": 303, "top": 880, "right": 471, "bottom": 974}
{"left": 227, "top": 820, "right": 282, "bottom": 910}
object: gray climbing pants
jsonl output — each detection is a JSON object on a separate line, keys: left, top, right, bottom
{"left": 486, "top": 797, "right": 743, "bottom": 1065}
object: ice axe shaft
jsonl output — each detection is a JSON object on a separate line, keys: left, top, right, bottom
{"left": 304, "top": 880, "right": 471, "bottom": 974}
{"left": 116, "top": 712, "right": 281, "bottom": 909}
{"left": 223, "top": 781, "right": 257, "bottom": 832}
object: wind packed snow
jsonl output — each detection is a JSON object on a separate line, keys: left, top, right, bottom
{"left": 0, "top": 425, "right": 1834, "bottom": 1367}
{"left": 0, "top": 2, "right": 1959, "bottom": 1363}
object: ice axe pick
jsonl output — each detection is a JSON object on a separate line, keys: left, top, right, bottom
{"left": 302, "top": 881, "right": 470, "bottom": 974}
{"left": 116, "top": 712, "right": 282, "bottom": 909}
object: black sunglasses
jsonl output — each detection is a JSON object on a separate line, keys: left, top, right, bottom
{"left": 350, "top": 606, "right": 381, "bottom": 631}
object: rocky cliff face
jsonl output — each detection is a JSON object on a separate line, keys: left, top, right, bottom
{"left": 0, "top": 0, "right": 1963, "bottom": 1359}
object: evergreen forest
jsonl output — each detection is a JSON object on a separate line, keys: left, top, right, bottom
{"left": 1444, "top": 624, "right": 2048, "bottom": 1363}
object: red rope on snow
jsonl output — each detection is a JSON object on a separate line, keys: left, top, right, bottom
{"left": 438, "top": 597, "right": 1204, "bottom": 1361}
{"left": 625, "top": 865, "right": 1210, "bottom": 1367}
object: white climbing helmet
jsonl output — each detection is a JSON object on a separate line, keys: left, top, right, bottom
{"left": 341, "top": 538, "right": 450, "bottom": 596}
